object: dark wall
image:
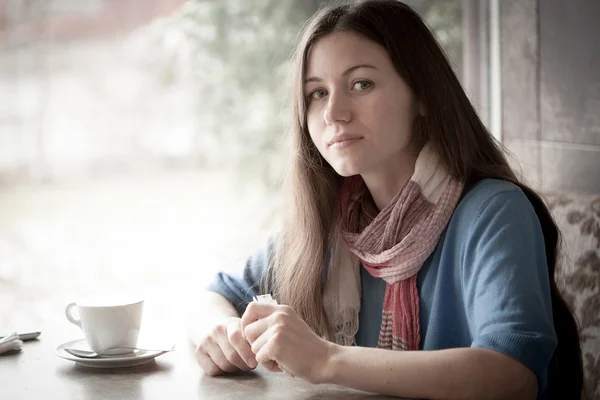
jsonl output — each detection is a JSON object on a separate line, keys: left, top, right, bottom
{"left": 501, "top": 0, "right": 600, "bottom": 193}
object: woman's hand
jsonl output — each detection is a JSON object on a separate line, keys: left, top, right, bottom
{"left": 240, "top": 302, "right": 338, "bottom": 384}
{"left": 195, "top": 316, "right": 258, "bottom": 376}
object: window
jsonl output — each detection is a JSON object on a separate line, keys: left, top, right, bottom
{"left": 0, "top": 0, "right": 480, "bottom": 327}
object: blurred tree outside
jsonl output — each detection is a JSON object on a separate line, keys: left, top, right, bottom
{"left": 132, "top": 0, "right": 462, "bottom": 188}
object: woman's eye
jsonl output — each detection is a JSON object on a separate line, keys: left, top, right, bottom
{"left": 310, "top": 89, "right": 328, "bottom": 100}
{"left": 353, "top": 80, "right": 372, "bottom": 91}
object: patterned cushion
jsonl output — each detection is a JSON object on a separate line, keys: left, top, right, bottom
{"left": 544, "top": 192, "right": 600, "bottom": 400}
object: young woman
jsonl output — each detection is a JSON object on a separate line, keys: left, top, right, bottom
{"left": 188, "top": 1, "right": 583, "bottom": 399}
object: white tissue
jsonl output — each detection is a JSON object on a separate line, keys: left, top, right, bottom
{"left": 253, "top": 294, "right": 278, "bottom": 305}
{"left": 0, "top": 332, "right": 23, "bottom": 355}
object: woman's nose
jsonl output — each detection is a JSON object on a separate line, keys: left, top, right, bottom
{"left": 323, "top": 93, "right": 352, "bottom": 125}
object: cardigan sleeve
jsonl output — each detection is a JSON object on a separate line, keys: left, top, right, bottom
{"left": 461, "top": 188, "right": 558, "bottom": 396}
{"left": 206, "top": 238, "right": 275, "bottom": 315}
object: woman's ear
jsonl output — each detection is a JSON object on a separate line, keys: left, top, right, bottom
{"left": 418, "top": 101, "right": 427, "bottom": 117}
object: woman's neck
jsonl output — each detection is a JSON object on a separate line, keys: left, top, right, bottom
{"left": 361, "top": 151, "right": 419, "bottom": 211}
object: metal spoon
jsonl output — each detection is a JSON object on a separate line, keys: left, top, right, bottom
{"left": 64, "top": 345, "right": 175, "bottom": 358}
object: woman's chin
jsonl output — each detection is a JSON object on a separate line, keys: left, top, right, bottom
{"left": 332, "top": 164, "right": 362, "bottom": 178}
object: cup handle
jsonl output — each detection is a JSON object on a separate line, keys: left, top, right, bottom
{"left": 65, "top": 302, "right": 81, "bottom": 328}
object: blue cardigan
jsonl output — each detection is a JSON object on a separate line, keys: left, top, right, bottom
{"left": 207, "top": 179, "right": 557, "bottom": 398}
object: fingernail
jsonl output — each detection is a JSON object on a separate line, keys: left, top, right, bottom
{"left": 249, "top": 358, "right": 257, "bottom": 368}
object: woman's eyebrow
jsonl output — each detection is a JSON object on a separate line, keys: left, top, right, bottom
{"left": 304, "top": 64, "right": 378, "bottom": 84}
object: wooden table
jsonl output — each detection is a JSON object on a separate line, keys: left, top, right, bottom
{"left": 1, "top": 309, "right": 396, "bottom": 399}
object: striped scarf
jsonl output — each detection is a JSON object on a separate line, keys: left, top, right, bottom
{"left": 337, "top": 143, "right": 464, "bottom": 350}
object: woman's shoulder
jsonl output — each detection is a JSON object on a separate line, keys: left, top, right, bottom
{"left": 450, "top": 178, "right": 536, "bottom": 228}
{"left": 444, "top": 178, "right": 546, "bottom": 273}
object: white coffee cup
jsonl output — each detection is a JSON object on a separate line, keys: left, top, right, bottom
{"left": 65, "top": 297, "right": 144, "bottom": 354}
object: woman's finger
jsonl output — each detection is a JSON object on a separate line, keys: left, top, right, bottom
{"left": 216, "top": 332, "right": 253, "bottom": 371}
{"left": 251, "top": 325, "right": 287, "bottom": 373}
{"left": 261, "top": 359, "right": 281, "bottom": 373}
{"left": 227, "top": 319, "right": 257, "bottom": 368}
{"left": 195, "top": 346, "right": 225, "bottom": 376}
{"left": 204, "top": 338, "right": 240, "bottom": 373}
{"left": 249, "top": 323, "right": 274, "bottom": 355}
{"left": 243, "top": 316, "right": 270, "bottom": 345}
{"left": 255, "top": 338, "right": 278, "bottom": 367}
{"left": 240, "top": 302, "right": 277, "bottom": 333}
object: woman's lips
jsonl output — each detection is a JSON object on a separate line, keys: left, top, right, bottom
{"left": 328, "top": 134, "right": 363, "bottom": 148}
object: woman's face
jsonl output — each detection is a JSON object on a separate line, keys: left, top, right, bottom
{"left": 304, "top": 31, "right": 420, "bottom": 178}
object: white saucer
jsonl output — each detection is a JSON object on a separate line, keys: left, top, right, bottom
{"left": 55, "top": 339, "right": 170, "bottom": 368}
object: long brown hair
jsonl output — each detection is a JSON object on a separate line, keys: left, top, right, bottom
{"left": 268, "top": 1, "right": 582, "bottom": 397}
